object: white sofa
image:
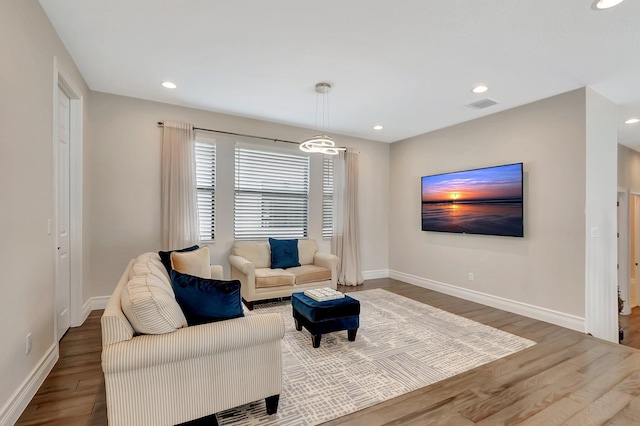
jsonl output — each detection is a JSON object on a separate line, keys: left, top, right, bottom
{"left": 101, "top": 252, "right": 285, "bottom": 426}
{"left": 229, "top": 239, "right": 339, "bottom": 309}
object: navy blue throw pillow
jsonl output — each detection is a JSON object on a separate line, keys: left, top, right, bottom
{"left": 158, "top": 245, "right": 199, "bottom": 274}
{"left": 170, "top": 270, "right": 244, "bottom": 326}
{"left": 269, "top": 238, "right": 300, "bottom": 269}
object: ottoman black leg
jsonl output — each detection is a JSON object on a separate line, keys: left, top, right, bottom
{"left": 312, "top": 334, "right": 322, "bottom": 348}
{"left": 348, "top": 328, "right": 358, "bottom": 341}
{"left": 294, "top": 318, "right": 302, "bottom": 331}
{"left": 265, "top": 394, "right": 280, "bottom": 415}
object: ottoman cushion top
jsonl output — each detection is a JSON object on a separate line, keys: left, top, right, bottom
{"left": 292, "top": 292, "right": 360, "bottom": 322}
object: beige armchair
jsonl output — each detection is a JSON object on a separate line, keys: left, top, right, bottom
{"left": 229, "top": 239, "right": 339, "bottom": 309}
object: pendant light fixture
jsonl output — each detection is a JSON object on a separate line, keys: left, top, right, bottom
{"left": 592, "top": 0, "right": 625, "bottom": 9}
{"left": 300, "top": 82, "right": 345, "bottom": 155}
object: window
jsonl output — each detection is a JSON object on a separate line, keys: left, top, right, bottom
{"left": 234, "top": 146, "right": 309, "bottom": 240}
{"left": 195, "top": 141, "right": 216, "bottom": 241}
{"left": 322, "top": 156, "right": 334, "bottom": 239}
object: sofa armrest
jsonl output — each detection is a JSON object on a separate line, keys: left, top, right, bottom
{"left": 210, "top": 264, "right": 224, "bottom": 280}
{"left": 102, "top": 312, "right": 284, "bottom": 373}
{"left": 229, "top": 254, "right": 254, "bottom": 275}
{"left": 314, "top": 251, "right": 339, "bottom": 269}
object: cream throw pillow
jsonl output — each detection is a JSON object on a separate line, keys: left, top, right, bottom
{"left": 171, "top": 246, "right": 212, "bottom": 279}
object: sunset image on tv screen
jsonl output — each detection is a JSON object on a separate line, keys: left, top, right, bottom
{"left": 421, "top": 163, "right": 523, "bottom": 237}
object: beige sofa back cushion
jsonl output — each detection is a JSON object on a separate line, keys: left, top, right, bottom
{"left": 231, "top": 239, "right": 319, "bottom": 268}
{"left": 121, "top": 253, "right": 188, "bottom": 335}
{"left": 297, "top": 239, "right": 318, "bottom": 265}
{"left": 232, "top": 242, "right": 271, "bottom": 268}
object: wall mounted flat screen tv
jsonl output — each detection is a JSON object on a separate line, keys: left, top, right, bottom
{"left": 421, "top": 163, "right": 523, "bottom": 237}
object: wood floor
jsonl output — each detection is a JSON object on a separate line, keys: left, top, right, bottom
{"left": 620, "top": 306, "right": 640, "bottom": 350}
{"left": 16, "top": 309, "right": 106, "bottom": 426}
{"left": 16, "top": 278, "right": 640, "bottom": 425}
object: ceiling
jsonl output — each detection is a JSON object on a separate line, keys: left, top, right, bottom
{"left": 39, "top": 0, "right": 640, "bottom": 149}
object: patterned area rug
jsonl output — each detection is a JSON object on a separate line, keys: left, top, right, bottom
{"left": 217, "top": 288, "right": 535, "bottom": 425}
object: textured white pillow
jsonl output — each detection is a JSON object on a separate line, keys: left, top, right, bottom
{"left": 132, "top": 252, "right": 172, "bottom": 290}
{"left": 171, "top": 246, "right": 212, "bottom": 279}
{"left": 121, "top": 272, "right": 187, "bottom": 335}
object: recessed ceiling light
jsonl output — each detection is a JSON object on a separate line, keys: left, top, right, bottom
{"left": 625, "top": 118, "right": 640, "bottom": 124}
{"left": 472, "top": 85, "right": 488, "bottom": 94}
{"left": 592, "top": 0, "right": 625, "bottom": 10}
{"left": 162, "top": 81, "right": 177, "bottom": 89}
{"left": 373, "top": 125, "right": 383, "bottom": 130}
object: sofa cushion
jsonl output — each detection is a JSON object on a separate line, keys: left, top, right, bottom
{"left": 298, "top": 239, "right": 319, "bottom": 265}
{"left": 232, "top": 242, "right": 271, "bottom": 268}
{"left": 121, "top": 273, "right": 188, "bottom": 335}
{"left": 171, "top": 246, "right": 211, "bottom": 279}
{"left": 255, "top": 268, "right": 295, "bottom": 288}
{"left": 287, "top": 265, "right": 332, "bottom": 285}
{"left": 132, "top": 252, "right": 171, "bottom": 286}
{"left": 170, "top": 270, "right": 244, "bottom": 325}
{"left": 269, "top": 238, "right": 300, "bottom": 269}
{"left": 158, "top": 245, "right": 199, "bottom": 274}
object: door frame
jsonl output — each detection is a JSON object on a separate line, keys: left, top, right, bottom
{"left": 53, "top": 57, "right": 84, "bottom": 339}
{"left": 630, "top": 191, "right": 640, "bottom": 308}
{"left": 618, "top": 189, "right": 631, "bottom": 315}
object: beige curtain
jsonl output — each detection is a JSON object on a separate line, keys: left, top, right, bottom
{"left": 332, "top": 148, "right": 364, "bottom": 286}
{"left": 161, "top": 121, "right": 200, "bottom": 249}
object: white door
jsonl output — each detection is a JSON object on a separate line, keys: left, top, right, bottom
{"left": 56, "top": 86, "right": 71, "bottom": 340}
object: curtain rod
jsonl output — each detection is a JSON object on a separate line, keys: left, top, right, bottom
{"left": 157, "top": 121, "right": 300, "bottom": 146}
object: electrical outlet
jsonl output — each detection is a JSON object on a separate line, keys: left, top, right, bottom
{"left": 468, "top": 272, "right": 474, "bottom": 282}
{"left": 26, "top": 333, "right": 32, "bottom": 355}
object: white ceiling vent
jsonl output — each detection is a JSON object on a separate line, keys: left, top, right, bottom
{"left": 467, "top": 98, "right": 499, "bottom": 109}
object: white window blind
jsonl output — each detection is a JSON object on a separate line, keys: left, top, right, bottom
{"left": 322, "top": 156, "right": 334, "bottom": 239}
{"left": 195, "top": 141, "right": 216, "bottom": 241}
{"left": 234, "top": 146, "right": 309, "bottom": 240}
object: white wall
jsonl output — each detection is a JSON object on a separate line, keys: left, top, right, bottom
{"left": 0, "top": 0, "right": 90, "bottom": 422}
{"left": 618, "top": 144, "right": 640, "bottom": 191}
{"left": 584, "top": 88, "right": 618, "bottom": 341}
{"left": 389, "top": 90, "right": 587, "bottom": 325}
{"left": 88, "top": 92, "right": 389, "bottom": 298}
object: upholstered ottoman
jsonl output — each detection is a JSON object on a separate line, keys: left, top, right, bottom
{"left": 291, "top": 292, "right": 360, "bottom": 348}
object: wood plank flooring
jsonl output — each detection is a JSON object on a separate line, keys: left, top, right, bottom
{"left": 15, "top": 309, "right": 106, "bottom": 425}
{"left": 16, "top": 278, "right": 640, "bottom": 425}
{"left": 620, "top": 306, "right": 640, "bottom": 350}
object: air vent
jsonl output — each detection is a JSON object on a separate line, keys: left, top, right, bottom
{"left": 467, "top": 98, "right": 499, "bottom": 109}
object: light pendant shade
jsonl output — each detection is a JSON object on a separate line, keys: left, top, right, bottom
{"left": 300, "top": 134, "right": 341, "bottom": 155}
{"left": 592, "top": 0, "right": 625, "bottom": 9}
{"left": 300, "top": 82, "right": 345, "bottom": 155}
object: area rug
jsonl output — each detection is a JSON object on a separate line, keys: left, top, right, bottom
{"left": 217, "top": 288, "right": 535, "bottom": 425}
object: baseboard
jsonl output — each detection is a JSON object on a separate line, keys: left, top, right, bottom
{"left": 81, "top": 298, "right": 93, "bottom": 324}
{"left": 389, "top": 270, "right": 585, "bottom": 333}
{"left": 90, "top": 296, "right": 109, "bottom": 311}
{"left": 80, "top": 296, "right": 110, "bottom": 324}
{"left": 362, "top": 269, "right": 389, "bottom": 280}
{"left": 0, "top": 343, "right": 58, "bottom": 426}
